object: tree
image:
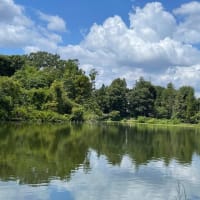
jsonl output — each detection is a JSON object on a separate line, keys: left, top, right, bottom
{"left": 13, "top": 66, "right": 50, "bottom": 89}
{"left": 161, "top": 83, "right": 176, "bottom": 118}
{"left": 108, "top": 78, "right": 127, "bottom": 117}
{"left": 89, "top": 68, "right": 98, "bottom": 90}
{"left": 173, "top": 86, "right": 196, "bottom": 122}
{"left": 95, "top": 84, "right": 110, "bottom": 113}
{"left": 128, "top": 77, "right": 156, "bottom": 117}
{"left": 0, "top": 77, "right": 21, "bottom": 119}
{"left": 0, "top": 55, "right": 24, "bottom": 76}
{"left": 62, "top": 60, "right": 92, "bottom": 102}
{"left": 25, "top": 51, "right": 61, "bottom": 69}
{"left": 50, "top": 81, "right": 72, "bottom": 114}
{"left": 155, "top": 83, "right": 176, "bottom": 119}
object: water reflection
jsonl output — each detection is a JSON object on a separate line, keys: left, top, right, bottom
{"left": 0, "top": 123, "right": 200, "bottom": 199}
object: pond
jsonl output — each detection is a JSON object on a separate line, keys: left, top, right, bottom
{"left": 0, "top": 123, "right": 200, "bottom": 200}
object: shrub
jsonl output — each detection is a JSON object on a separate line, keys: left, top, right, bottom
{"left": 137, "top": 116, "right": 147, "bottom": 123}
{"left": 70, "top": 107, "right": 84, "bottom": 121}
{"left": 109, "top": 110, "right": 120, "bottom": 121}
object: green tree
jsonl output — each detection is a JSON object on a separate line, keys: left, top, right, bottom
{"left": 162, "top": 83, "right": 176, "bottom": 118}
{"left": 108, "top": 78, "right": 127, "bottom": 117}
{"left": 0, "top": 55, "right": 24, "bottom": 76}
{"left": 13, "top": 66, "right": 50, "bottom": 89}
{"left": 155, "top": 83, "right": 176, "bottom": 119}
{"left": 25, "top": 51, "right": 61, "bottom": 69}
{"left": 173, "top": 86, "right": 196, "bottom": 122}
{"left": 0, "top": 77, "right": 21, "bottom": 119}
{"left": 95, "top": 84, "right": 110, "bottom": 113}
{"left": 89, "top": 68, "right": 98, "bottom": 90}
{"left": 128, "top": 77, "right": 156, "bottom": 117}
{"left": 50, "top": 81, "right": 72, "bottom": 114}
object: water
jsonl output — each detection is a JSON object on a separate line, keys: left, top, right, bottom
{"left": 0, "top": 123, "right": 200, "bottom": 200}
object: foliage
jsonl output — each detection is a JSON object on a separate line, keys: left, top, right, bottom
{"left": 11, "top": 106, "right": 69, "bottom": 122}
{"left": 0, "top": 77, "right": 22, "bottom": 120}
{"left": 128, "top": 77, "right": 156, "bottom": 117}
{"left": 173, "top": 86, "right": 196, "bottom": 122}
{"left": 0, "top": 51, "right": 199, "bottom": 122}
{"left": 107, "top": 78, "right": 128, "bottom": 117}
{"left": 108, "top": 110, "right": 121, "bottom": 121}
{"left": 0, "top": 55, "right": 24, "bottom": 76}
{"left": 70, "top": 107, "right": 84, "bottom": 121}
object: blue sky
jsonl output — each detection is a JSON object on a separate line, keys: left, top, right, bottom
{"left": 13, "top": 0, "right": 191, "bottom": 45}
{"left": 1, "top": 0, "right": 200, "bottom": 94}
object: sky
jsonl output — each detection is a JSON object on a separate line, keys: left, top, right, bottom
{"left": 1, "top": 0, "right": 200, "bottom": 94}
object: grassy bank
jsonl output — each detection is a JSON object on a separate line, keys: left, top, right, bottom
{"left": 105, "top": 116, "right": 200, "bottom": 128}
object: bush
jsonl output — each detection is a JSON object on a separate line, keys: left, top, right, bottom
{"left": 11, "top": 106, "right": 68, "bottom": 122}
{"left": 147, "top": 118, "right": 157, "bottom": 124}
{"left": 171, "top": 118, "right": 181, "bottom": 124}
{"left": 108, "top": 110, "right": 120, "bottom": 121}
{"left": 11, "top": 106, "right": 30, "bottom": 120}
{"left": 70, "top": 107, "right": 84, "bottom": 121}
{"left": 137, "top": 116, "right": 148, "bottom": 123}
{"left": 0, "top": 109, "right": 9, "bottom": 120}
{"left": 84, "top": 112, "right": 100, "bottom": 121}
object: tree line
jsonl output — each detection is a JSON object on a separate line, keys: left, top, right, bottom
{"left": 0, "top": 51, "right": 200, "bottom": 123}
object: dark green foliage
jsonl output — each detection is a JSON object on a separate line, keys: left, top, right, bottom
{"left": 50, "top": 81, "right": 73, "bottom": 114}
{"left": 95, "top": 84, "right": 110, "bottom": 113}
{"left": 173, "top": 86, "right": 196, "bottom": 122}
{"left": 0, "top": 55, "right": 24, "bottom": 76}
{"left": 0, "top": 51, "right": 199, "bottom": 122}
{"left": 70, "top": 107, "right": 84, "bottom": 121}
{"left": 0, "top": 77, "right": 21, "bottom": 119}
{"left": 29, "top": 88, "right": 50, "bottom": 110}
{"left": 108, "top": 110, "right": 121, "bottom": 121}
{"left": 128, "top": 77, "right": 156, "bottom": 117}
{"left": 89, "top": 68, "right": 98, "bottom": 90}
{"left": 155, "top": 83, "right": 176, "bottom": 119}
{"left": 107, "top": 78, "right": 128, "bottom": 117}
{"left": 0, "top": 52, "right": 91, "bottom": 121}
{"left": 13, "top": 66, "right": 50, "bottom": 89}
{"left": 25, "top": 51, "right": 61, "bottom": 69}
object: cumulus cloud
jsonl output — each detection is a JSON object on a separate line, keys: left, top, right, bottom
{"left": 2, "top": 0, "right": 200, "bottom": 94}
{"left": 38, "top": 12, "right": 67, "bottom": 32}
{"left": 0, "top": 0, "right": 23, "bottom": 23}
{"left": 129, "top": 2, "right": 176, "bottom": 42}
{"left": 0, "top": 0, "right": 63, "bottom": 52}
{"left": 57, "top": 2, "right": 200, "bottom": 91}
{"left": 173, "top": 1, "right": 200, "bottom": 44}
{"left": 173, "top": 1, "right": 200, "bottom": 15}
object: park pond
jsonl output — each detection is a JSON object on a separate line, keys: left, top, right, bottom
{"left": 0, "top": 123, "right": 200, "bottom": 200}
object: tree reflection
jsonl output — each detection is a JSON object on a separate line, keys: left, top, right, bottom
{"left": 0, "top": 123, "right": 200, "bottom": 184}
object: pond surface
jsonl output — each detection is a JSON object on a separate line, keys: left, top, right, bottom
{"left": 0, "top": 123, "right": 200, "bottom": 200}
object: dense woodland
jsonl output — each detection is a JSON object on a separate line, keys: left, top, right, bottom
{"left": 0, "top": 51, "right": 200, "bottom": 123}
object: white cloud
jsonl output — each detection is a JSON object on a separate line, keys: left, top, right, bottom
{"left": 0, "top": 0, "right": 63, "bottom": 52}
{"left": 57, "top": 2, "right": 200, "bottom": 91}
{"left": 0, "top": 0, "right": 23, "bottom": 23}
{"left": 154, "top": 65, "right": 200, "bottom": 93}
{"left": 129, "top": 2, "right": 176, "bottom": 42}
{"left": 38, "top": 12, "right": 66, "bottom": 32}
{"left": 173, "top": 1, "right": 200, "bottom": 15}
{"left": 173, "top": 1, "right": 200, "bottom": 44}
{"left": 2, "top": 1, "right": 200, "bottom": 94}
